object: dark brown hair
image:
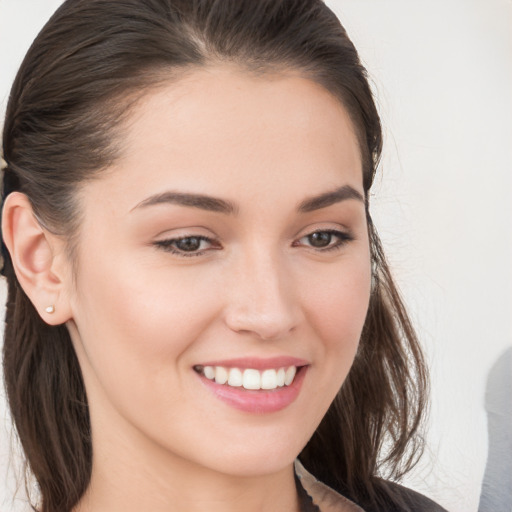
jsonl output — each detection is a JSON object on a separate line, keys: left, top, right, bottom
{"left": 1, "top": 1, "right": 428, "bottom": 511}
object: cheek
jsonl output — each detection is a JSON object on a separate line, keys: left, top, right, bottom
{"left": 289, "top": 254, "right": 371, "bottom": 432}
{"left": 75, "top": 253, "right": 217, "bottom": 344}
{"left": 69, "top": 256, "right": 222, "bottom": 406}
{"left": 302, "top": 259, "right": 371, "bottom": 345}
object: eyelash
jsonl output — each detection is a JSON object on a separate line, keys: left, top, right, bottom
{"left": 154, "top": 235, "right": 217, "bottom": 257}
{"left": 294, "top": 229, "right": 354, "bottom": 252}
{"left": 154, "top": 229, "right": 353, "bottom": 257}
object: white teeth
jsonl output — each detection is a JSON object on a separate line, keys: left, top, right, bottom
{"left": 214, "top": 366, "right": 228, "bottom": 385}
{"left": 276, "top": 368, "right": 286, "bottom": 387}
{"left": 261, "top": 369, "right": 277, "bottom": 390}
{"left": 284, "top": 366, "right": 297, "bottom": 386}
{"left": 200, "top": 365, "right": 299, "bottom": 390}
{"left": 227, "top": 368, "right": 243, "bottom": 387}
{"left": 203, "top": 366, "right": 215, "bottom": 380}
{"left": 243, "top": 369, "right": 261, "bottom": 390}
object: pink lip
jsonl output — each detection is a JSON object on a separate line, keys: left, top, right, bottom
{"left": 196, "top": 356, "right": 309, "bottom": 370}
{"left": 195, "top": 362, "right": 308, "bottom": 414}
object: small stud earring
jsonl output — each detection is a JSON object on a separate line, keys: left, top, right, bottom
{"left": 45, "top": 305, "right": 55, "bottom": 314}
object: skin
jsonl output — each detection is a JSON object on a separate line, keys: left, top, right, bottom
{"left": 3, "top": 66, "right": 371, "bottom": 512}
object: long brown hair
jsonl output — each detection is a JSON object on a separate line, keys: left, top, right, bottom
{"left": 1, "top": 1, "right": 428, "bottom": 511}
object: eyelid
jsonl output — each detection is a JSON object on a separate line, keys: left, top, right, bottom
{"left": 152, "top": 226, "right": 354, "bottom": 257}
{"left": 153, "top": 234, "right": 221, "bottom": 257}
{"left": 293, "top": 228, "right": 354, "bottom": 252}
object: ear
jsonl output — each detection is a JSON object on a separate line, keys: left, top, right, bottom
{"left": 1, "top": 192, "right": 73, "bottom": 325}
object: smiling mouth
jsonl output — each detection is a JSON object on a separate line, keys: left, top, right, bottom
{"left": 193, "top": 365, "right": 301, "bottom": 391}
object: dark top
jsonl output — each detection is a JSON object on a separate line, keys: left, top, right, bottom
{"left": 295, "top": 460, "right": 448, "bottom": 512}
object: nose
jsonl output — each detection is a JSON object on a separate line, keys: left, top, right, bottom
{"left": 223, "top": 248, "right": 301, "bottom": 341}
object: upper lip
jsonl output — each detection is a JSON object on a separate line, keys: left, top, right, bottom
{"left": 195, "top": 356, "right": 309, "bottom": 370}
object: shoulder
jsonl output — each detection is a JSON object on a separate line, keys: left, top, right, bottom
{"left": 294, "top": 460, "right": 448, "bottom": 512}
{"left": 295, "top": 459, "right": 365, "bottom": 512}
{"left": 369, "top": 479, "right": 448, "bottom": 512}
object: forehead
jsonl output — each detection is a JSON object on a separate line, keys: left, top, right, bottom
{"left": 89, "top": 65, "right": 363, "bottom": 213}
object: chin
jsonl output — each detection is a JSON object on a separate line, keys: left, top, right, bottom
{"left": 204, "top": 449, "right": 300, "bottom": 478}
{"left": 200, "top": 429, "right": 312, "bottom": 478}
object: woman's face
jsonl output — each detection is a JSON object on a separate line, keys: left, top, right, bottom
{"left": 65, "top": 66, "right": 371, "bottom": 478}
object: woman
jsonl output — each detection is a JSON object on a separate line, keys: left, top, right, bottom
{"left": 1, "top": 1, "right": 446, "bottom": 511}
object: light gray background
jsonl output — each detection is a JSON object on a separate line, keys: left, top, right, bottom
{"left": 1, "top": 1, "right": 511, "bottom": 511}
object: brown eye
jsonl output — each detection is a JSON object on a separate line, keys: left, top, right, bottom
{"left": 175, "top": 237, "right": 202, "bottom": 252}
{"left": 307, "top": 231, "right": 332, "bottom": 248}
{"left": 154, "top": 235, "right": 219, "bottom": 257}
{"left": 295, "top": 229, "right": 353, "bottom": 252}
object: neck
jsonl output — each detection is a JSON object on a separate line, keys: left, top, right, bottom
{"left": 73, "top": 420, "right": 301, "bottom": 512}
{"left": 76, "top": 461, "right": 300, "bottom": 512}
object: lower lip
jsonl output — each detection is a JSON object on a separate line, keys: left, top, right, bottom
{"left": 197, "top": 367, "right": 308, "bottom": 414}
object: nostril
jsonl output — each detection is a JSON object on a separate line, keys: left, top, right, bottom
{"left": 223, "top": 263, "right": 301, "bottom": 339}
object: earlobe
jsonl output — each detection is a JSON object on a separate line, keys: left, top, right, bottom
{"left": 1, "top": 192, "right": 72, "bottom": 325}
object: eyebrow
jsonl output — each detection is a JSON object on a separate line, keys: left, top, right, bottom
{"left": 298, "top": 185, "right": 364, "bottom": 212}
{"left": 132, "top": 184, "right": 364, "bottom": 215}
{"left": 132, "top": 191, "right": 238, "bottom": 215}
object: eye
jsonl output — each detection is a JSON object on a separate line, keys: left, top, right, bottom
{"left": 295, "top": 229, "right": 353, "bottom": 251}
{"left": 154, "top": 235, "right": 219, "bottom": 256}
